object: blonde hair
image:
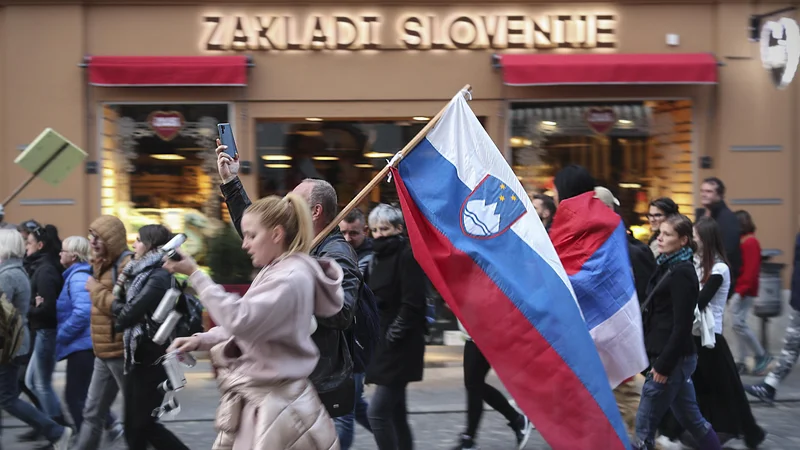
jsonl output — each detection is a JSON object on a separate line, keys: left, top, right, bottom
{"left": 0, "top": 230, "right": 25, "bottom": 261}
{"left": 245, "top": 193, "right": 314, "bottom": 255}
{"left": 62, "top": 236, "right": 91, "bottom": 263}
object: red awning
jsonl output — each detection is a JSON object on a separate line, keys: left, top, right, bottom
{"left": 497, "top": 53, "right": 718, "bottom": 86}
{"left": 86, "top": 56, "right": 250, "bottom": 87}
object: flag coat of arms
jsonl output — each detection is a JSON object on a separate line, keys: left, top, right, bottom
{"left": 549, "top": 192, "right": 649, "bottom": 388}
{"left": 391, "top": 92, "right": 630, "bottom": 450}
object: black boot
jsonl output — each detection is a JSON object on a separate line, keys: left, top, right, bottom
{"left": 744, "top": 426, "right": 767, "bottom": 449}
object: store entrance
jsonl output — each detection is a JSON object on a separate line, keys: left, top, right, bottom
{"left": 100, "top": 103, "right": 229, "bottom": 263}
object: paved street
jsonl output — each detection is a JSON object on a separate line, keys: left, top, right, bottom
{"left": 3, "top": 346, "right": 800, "bottom": 449}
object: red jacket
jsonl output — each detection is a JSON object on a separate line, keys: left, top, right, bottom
{"left": 735, "top": 234, "right": 761, "bottom": 297}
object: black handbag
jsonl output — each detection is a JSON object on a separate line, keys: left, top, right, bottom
{"left": 315, "top": 331, "right": 355, "bottom": 418}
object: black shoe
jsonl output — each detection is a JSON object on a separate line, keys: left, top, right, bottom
{"left": 744, "top": 426, "right": 767, "bottom": 449}
{"left": 509, "top": 415, "right": 533, "bottom": 449}
{"left": 452, "top": 434, "right": 479, "bottom": 450}
{"left": 17, "top": 428, "right": 43, "bottom": 442}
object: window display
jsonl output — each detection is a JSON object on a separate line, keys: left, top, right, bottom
{"left": 100, "top": 103, "right": 229, "bottom": 265}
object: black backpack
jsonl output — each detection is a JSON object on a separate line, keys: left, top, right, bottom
{"left": 352, "top": 277, "right": 380, "bottom": 370}
{"left": 172, "top": 279, "right": 204, "bottom": 338}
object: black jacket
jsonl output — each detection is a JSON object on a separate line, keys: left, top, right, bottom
{"left": 628, "top": 231, "right": 656, "bottom": 303}
{"left": 696, "top": 202, "right": 742, "bottom": 281}
{"left": 791, "top": 233, "right": 800, "bottom": 312}
{"left": 111, "top": 267, "right": 172, "bottom": 365}
{"left": 220, "top": 177, "right": 360, "bottom": 389}
{"left": 26, "top": 251, "right": 64, "bottom": 330}
{"left": 365, "top": 236, "right": 427, "bottom": 386}
{"left": 642, "top": 261, "right": 699, "bottom": 375}
{"left": 354, "top": 238, "right": 374, "bottom": 277}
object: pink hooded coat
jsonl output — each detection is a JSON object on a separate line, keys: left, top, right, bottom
{"left": 189, "top": 253, "right": 344, "bottom": 450}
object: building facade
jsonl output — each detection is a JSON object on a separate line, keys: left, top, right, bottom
{"left": 0, "top": 0, "right": 797, "bottom": 274}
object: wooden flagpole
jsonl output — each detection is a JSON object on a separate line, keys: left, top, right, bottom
{"left": 311, "top": 84, "right": 472, "bottom": 249}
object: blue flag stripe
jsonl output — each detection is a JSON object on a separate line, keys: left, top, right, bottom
{"left": 569, "top": 223, "right": 637, "bottom": 330}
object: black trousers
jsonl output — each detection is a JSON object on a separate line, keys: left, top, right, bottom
{"left": 123, "top": 362, "right": 189, "bottom": 450}
{"left": 463, "top": 340, "right": 520, "bottom": 438}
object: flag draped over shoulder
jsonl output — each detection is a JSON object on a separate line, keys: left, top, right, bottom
{"left": 391, "top": 92, "right": 630, "bottom": 450}
{"left": 549, "top": 192, "right": 649, "bottom": 387}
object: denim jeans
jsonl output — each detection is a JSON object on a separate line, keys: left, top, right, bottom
{"left": 66, "top": 350, "right": 118, "bottom": 432}
{"left": 334, "top": 372, "right": 372, "bottom": 449}
{"left": 74, "top": 357, "right": 126, "bottom": 450}
{"left": 368, "top": 384, "right": 413, "bottom": 450}
{"left": 634, "top": 355, "right": 711, "bottom": 449}
{"left": 25, "top": 328, "right": 62, "bottom": 418}
{"left": 0, "top": 358, "right": 65, "bottom": 442}
{"left": 730, "top": 294, "right": 767, "bottom": 363}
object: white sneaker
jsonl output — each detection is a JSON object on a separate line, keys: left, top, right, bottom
{"left": 52, "top": 426, "right": 73, "bottom": 450}
{"left": 655, "top": 435, "right": 685, "bottom": 450}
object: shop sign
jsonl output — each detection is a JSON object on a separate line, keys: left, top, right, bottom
{"left": 760, "top": 18, "right": 800, "bottom": 89}
{"left": 584, "top": 107, "right": 616, "bottom": 134}
{"left": 147, "top": 111, "right": 185, "bottom": 141}
{"left": 202, "top": 13, "right": 616, "bottom": 52}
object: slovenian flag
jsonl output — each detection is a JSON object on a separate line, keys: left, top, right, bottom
{"left": 391, "top": 92, "right": 630, "bottom": 449}
{"left": 549, "top": 192, "right": 649, "bottom": 388}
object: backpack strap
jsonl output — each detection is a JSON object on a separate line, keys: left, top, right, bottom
{"left": 640, "top": 267, "right": 673, "bottom": 314}
{"left": 112, "top": 250, "right": 134, "bottom": 282}
{"left": 66, "top": 268, "right": 92, "bottom": 297}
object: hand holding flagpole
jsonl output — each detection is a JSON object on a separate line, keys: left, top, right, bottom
{"left": 311, "top": 84, "right": 472, "bottom": 249}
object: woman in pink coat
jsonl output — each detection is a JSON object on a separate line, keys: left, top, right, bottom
{"left": 165, "top": 193, "right": 344, "bottom": 450}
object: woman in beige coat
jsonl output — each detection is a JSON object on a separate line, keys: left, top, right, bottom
{"left": 164, "top": 193, "right": 343, "bottom": 450}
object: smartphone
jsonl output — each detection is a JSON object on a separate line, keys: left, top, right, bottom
{"left": 217, "top": 123, "right": 239, "bottom": 159}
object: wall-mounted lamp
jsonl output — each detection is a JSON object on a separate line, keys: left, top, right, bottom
{"left": 85, "top": 161, "right": 99, "bottom": 174}
{"left": 749, "top": 6, "right": 797, "bottom": 42}
{"left": 240, "top": 160, "right": 252, "bottom": 175}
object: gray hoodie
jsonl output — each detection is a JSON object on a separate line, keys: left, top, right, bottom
{"left": 0, "top": 258, "right": 32, "bottom": 357}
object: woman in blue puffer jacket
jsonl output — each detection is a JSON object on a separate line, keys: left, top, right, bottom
{"left": 55, "top": 236, "right": 121, "bottom": 436}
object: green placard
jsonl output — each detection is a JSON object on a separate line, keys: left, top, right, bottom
{"left": 14, "top": 128, "right": 87, "bottom": 186}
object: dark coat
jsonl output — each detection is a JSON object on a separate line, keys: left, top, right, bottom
{"left": 111, "top": 267, "right": 172, "bottom": 366}
{"left": 696, "top": 202, "right": 742, "bottom": 280}
{"left": 790, "top": 233, "right": 800, "bottom": 312}
{"left": 365, "top": 235, "right": 427, "bottom": 386}
{"left": 26, "top": 251, "right": 64, "bottom": 330}
{"left": 220, "top": 176, "right": 360, "bottom": 391}
{"left": 627, "top": 232, "right": 657, "bottom": 303}
{"left": 642, "top": 260, "right": 699, "bottom": 375}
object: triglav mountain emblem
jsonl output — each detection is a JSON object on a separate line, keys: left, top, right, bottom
{"left": 460, "top": 175, "right": 527, "bottom": 239}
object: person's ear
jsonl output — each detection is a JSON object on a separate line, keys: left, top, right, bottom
{"left": 271, "top": 225, "right": 286, "bottom": 244}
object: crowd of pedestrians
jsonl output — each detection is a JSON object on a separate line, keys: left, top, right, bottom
{"left": 1, "top": 138, "right": 799, "bottom": 450}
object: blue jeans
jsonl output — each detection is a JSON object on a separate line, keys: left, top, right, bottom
{"left": 368, "top": 383, "right": 412, "bottom": 450}
{"left": 0, "top": 358, "right": 65, "bottom": 442}
{"left": 25, "top": 329, "right": 62, "bottom": 418}
{"left": 334, "top": 372, "right": 372, "bottom": 449}
{"left": 634, "top": 355, "right": 711, "bottom": 449}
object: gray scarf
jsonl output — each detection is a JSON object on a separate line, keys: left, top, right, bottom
{"left": 119, "top": 250, "right": 164, "bottom": 373}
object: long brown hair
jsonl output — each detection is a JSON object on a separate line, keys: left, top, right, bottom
{"left": 694, "top": 216, "right": 730, "bottom": 283}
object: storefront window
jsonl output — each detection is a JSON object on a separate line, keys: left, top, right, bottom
{"left": 255, "top": 120, "right": 429, "bottom": 210}
{"left": 509, "top": 100, "right": 694, "bottom": 240}
{"left": 101, "top": 103, "right": 228, "bottom": 264}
